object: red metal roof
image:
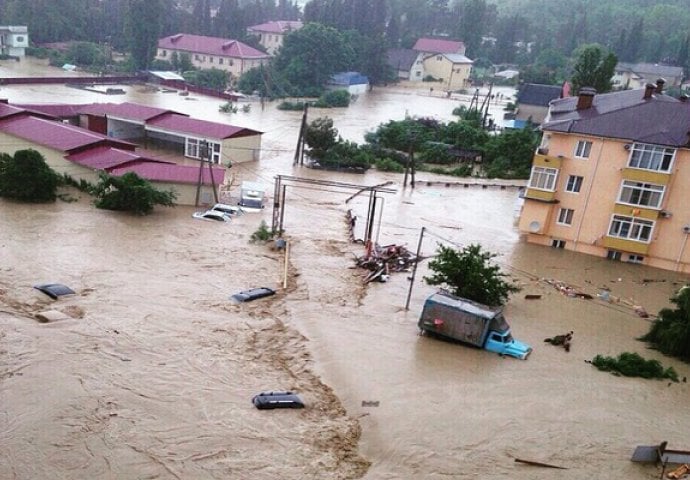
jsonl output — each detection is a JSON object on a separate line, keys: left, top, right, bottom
{"left": 77, "top": 102, "right": 183, "bottom": 122}
{"left": 67, "top": 146, "right": 174, "bottom": 170}
{"left": 14, "top": 103, "right": 88, "bottom": 118}
{"left": 147, "top": 114, "right": 262, "bottom": 140}
{"left": 0, "top": 116, "right": 135, "bottom": 152}
{"left": 158, "top": 34, "right": 270, "bottom": 60}
{"left": 108, "top": 162, "right": 226, "bottom": 186}
{"left": 413, "top": 38, "right": 464, "bottom": 54}
{"left": 247, "top": 21, "right": 303, "bottom": 34}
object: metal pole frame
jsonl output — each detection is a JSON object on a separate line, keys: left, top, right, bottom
{"left": 405, "top": 226, "right": 426, "bottom": 310}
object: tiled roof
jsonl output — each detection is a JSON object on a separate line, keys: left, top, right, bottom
{"left": 147, "top": 114, "right": 262, "bottom": 140}
{"left": 543, "top": 88, "right": 690, "bottom": 147}
{"left": 108, "top": 162, "right": 226, "bottom": 186}
{"left": 517, "top": 84, "right": 563, "bottom": 107}
{"left": 158, "top": 34, "right": 270, "bottom": 60}
{"left": 77, "top": 102, "right": 183, "bottom": 122}
{"left": 247, "top": 21, "right": 303, "bottom": 34}
{"left": 387, "top": 48, "right": 419, "bottom": 71}
{"left": 0, "top": 115, "right": 135, "bottom": 152}
{"left": 413, "top": 38, "right": 464, "bottom": 54}
{"left": 67, "top": 145, "right": 174, "bottom": 170}
{"left": 616, "top": 62, "right": 684, "bottom": 79}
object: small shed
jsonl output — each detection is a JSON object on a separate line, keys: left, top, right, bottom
{"left": 327, "top": 72, "right": 369, "bottom": 95}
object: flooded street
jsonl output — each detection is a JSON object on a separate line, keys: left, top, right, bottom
{"left": 2, "top": 59, "right": 690, "bottom": 479}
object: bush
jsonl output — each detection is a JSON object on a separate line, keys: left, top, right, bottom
{"left": 250, "top": 220, "right": 274, "bottom": 243}
{"left": 375, "top": 157, "right": 404, "bottom": 172}
{"left": 0, "top": 149, "right": 61, "bottom": 202}
{"left": 314, "top": 89, "right": 351, "bottom": 108}
{"left": 91, "top": 171, "right": 176, "bottom": 215}
{"left": 277, "top": 101, "right": 308, "bottom": 111}
{"left": 590, "top": 352, "right": 678, "bottom": 381}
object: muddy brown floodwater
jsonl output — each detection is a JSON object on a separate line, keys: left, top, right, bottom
{"left": 1, "top": 58, "right": 690, "bottom": 479}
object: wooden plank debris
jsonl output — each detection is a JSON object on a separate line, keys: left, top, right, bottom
{"left": 514, "top": 458, "right": 568, "bottom": 469}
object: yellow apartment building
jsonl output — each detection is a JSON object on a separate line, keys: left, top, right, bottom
{"left": 518, "top": 80, "right": 690, "bottom": 273}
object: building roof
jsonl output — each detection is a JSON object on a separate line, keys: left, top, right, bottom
{"left": 0, "top": 115, "right": 134, "bottom": 152}
{"left": 329, "top": 72, "right": 369, "bottom": 86}
{"left": 387, "top": 48, "right": 419, "bottom": 71}
{"left": 413, "top": 38, "right": 464, "bottom": 54}
{"left": 148, "top": 70, "right": 185, "bottom": 81}
{"left": 543, "top": 88, "right": 690, "bottom": 147}
{"left": 616, "top": 62, "right": 684, "bottom": 79}
{"left": 517, "top": 83, "right": 564, "bottom": 107}
{"left": 108, "top": 162, "right": 225, "bottom": 186}
{"left": 77, "top": 102, "right": 183, "bottom": 123}
{"left": 147, "top": 114, "right": 262, "bottom": 140}
{"left": 443, "top": 53, "right": 473, "bottom": 64}
{"left": 247, "top": 21, "right": 303, "bottom": 34}
{"left": 158, "top": 34, "right": 270, "bottom": 60}
{"left": 67, "top": 146, "right": 174, "bottom": 170}
{"left": 13, "top": 103, "right": 89, "bottom": 118}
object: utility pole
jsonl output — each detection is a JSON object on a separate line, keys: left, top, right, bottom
{"left": 294, "top": 103, "right": 308, "bottom": 165}
{"left": 405, "top": 226, "right": 426, "bottom": 310}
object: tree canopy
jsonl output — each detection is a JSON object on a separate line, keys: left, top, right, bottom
{"left": 570, "top": 44, "right": 618, "bottom": 94}
{"left": 0, "top": 149, "right": 61, "bottom": 203}
{"left": 92, "top": 171, "right": 177, "bottom": 215}
{"left": 424, "top": 243, "right": 520, "bottom": 307}
{"left": 639, "top": 286, "right": 690, "bottom": 361}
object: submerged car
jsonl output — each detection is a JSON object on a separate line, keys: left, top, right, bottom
{"left": 252, "top": 391, "right": 305, "bottom": 410}
{"left": 210, "top": 203, "right": 244, "bottom": 216}
{"left": 230, "top": 287, "right": 276, "bottom": 303}
{"left": 192, "top": 210, "right": 230, "bottom": 222}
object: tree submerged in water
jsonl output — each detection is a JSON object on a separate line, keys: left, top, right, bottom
{"left": 91, "top": 171, "right": 176, "bottom": 215}
{"left": 590, "top": 352, "right": 679, "bottom": 382}
{"left": 424, "top": 243, "right": 520, "bottom": 307}
{"left": 639, "top": 286, "right": 690, "bottom": 361}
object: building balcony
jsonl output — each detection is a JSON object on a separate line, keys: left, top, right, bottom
{"left": 523, "top": 188, "right": 558, "bottom": 203}
{"left": 532, "top": 152, "right": 562, "bottom": 169}
{"left": 602, "top": 236, "right": 650, "bottom": 255}
{"left": 612, "top": 204, "right": 661, "bottom": 220}
{"left": 621, "top": 167, "right": 671, "bottom": 185}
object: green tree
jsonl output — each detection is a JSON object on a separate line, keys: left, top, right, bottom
{"left": 639, "top": 286, "right": 690, "bottom": 361}
{"left": 424, "top": 244, "right": 520, "bottom": 307}
{"left": 305, "top": 117, "right": 339, "bottom": 159}
{"left": 570, "top": 44, "right": 618, "bottom": 94}
{"left": 272, "top": 23, "right": 356, "bottom": 96}
{"left": 92, "top": 171, "right": 177, "bottom": 215}
{"left": 483, "top": 128, "right": 539, "bottom": 179}
{"left": 126, "top": 0, "right": 163, "bottom": 70}
{"left": 0, "top": 149, "right": 60, "bottom": 203}
{"left": 183, "top": 68, "right": 229, "bottom": 90}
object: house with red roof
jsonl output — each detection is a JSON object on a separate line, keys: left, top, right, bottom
{"left": 0, "top": 104, "right": 232, "bottom": 205}
{"left": 156, "top": 33, "right": 270, "bottom": 79}
{"left": 246, "top": 21, "right": 303, "bottom": 55}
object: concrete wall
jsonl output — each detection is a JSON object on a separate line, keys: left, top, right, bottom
{"left": 223, "top": 134, "right": 262, "bottom": 164}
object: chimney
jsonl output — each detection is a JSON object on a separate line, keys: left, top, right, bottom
{"left": 576, "top": 87, "right": 596, "bottom": 110}
{"left": 644, "top": 83, "right": 656, "bottom": 99}
{"left": 655, "top": 78, "right": 666, "bottom": 94}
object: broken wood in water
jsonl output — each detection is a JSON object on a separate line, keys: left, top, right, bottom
{"left": 514, "top": 458, "right": 568, "bottom": 469}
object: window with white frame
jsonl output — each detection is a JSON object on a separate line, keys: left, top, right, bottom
{"left": 565, "top": 175, "right": 583, "bottom": 193}
{"left": 528, "top": 166, "right": 558, "bottom": 190}
{"left": 185, "top": 138, "right": 221, "bottom": 163}
{"left": 618, "top": 180, "right": 664, "bottom": 208}
{"left": 628, "top": 143, "right": 675, "bottom": 172}
{"left": 608, "top": 215, "right": 654, "bottom": 242}
{"left": 557, "top": 208, "right": 574, "bottom": 225}
{"left": 574, "top": 140, "right": 592, "bottom": 158}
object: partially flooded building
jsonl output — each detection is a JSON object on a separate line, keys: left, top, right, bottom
{"left": 518, "top": 80, "right": 690, "bottom": 273}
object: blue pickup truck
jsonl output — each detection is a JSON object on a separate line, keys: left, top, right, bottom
{"left": 418, "top": 291, "right": 532, "bottom": 360}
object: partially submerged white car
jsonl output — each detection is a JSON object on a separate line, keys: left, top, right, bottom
{"left": 210, "top": 203, "right": 244, "bottom": 216}
{"left": 192, "top": 210, "right": 230, "bottom": 222}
